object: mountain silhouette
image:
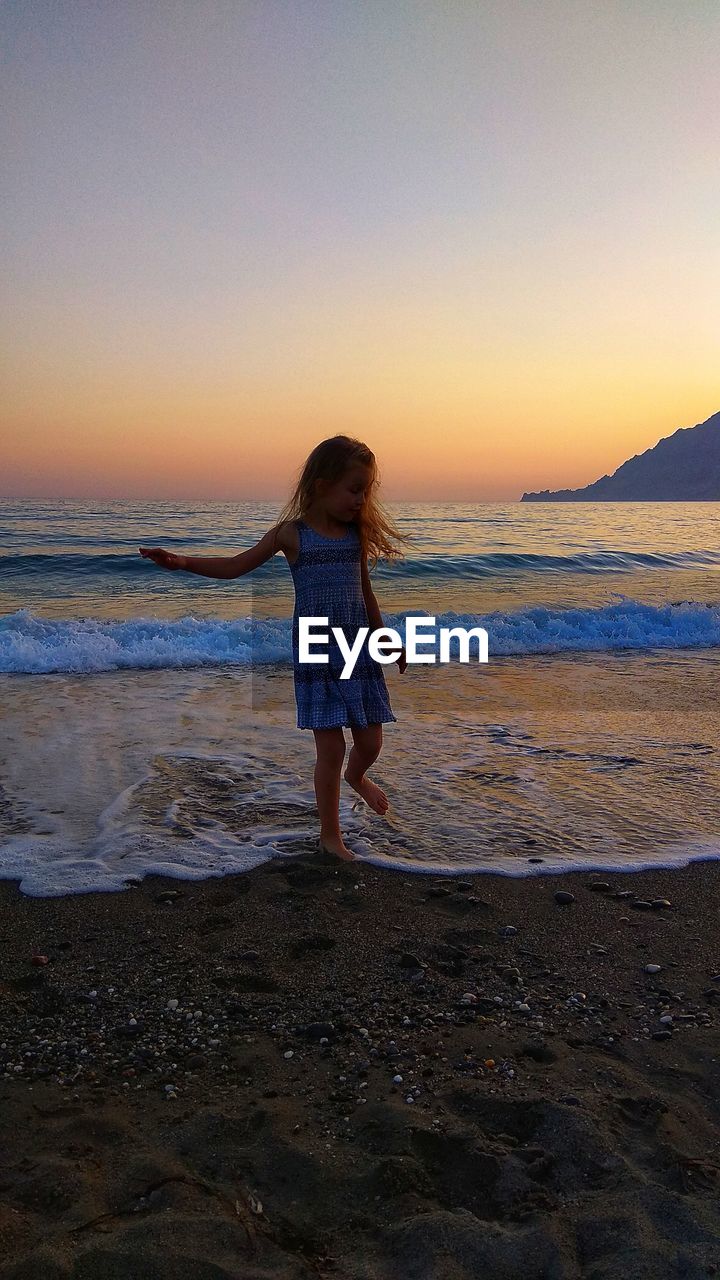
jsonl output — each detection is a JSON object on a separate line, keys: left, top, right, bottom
{"left": 521, "top": 410, "right": 720, "bottom": 501}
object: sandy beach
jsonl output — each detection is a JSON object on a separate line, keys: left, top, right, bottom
{"left": 1, "top": 852, "right": 719, "bottom": 1278}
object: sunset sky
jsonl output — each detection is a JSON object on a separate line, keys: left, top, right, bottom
{"left": 2, "top": 1, "right": 718, "bottom": 502}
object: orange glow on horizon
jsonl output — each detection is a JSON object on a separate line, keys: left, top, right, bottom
{"left": 3, "top": 5, "right": 717, "bottom": 502}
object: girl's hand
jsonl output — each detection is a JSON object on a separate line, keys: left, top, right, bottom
{"left": 396, "top": 646, "right": 408, "bottom": 674}
{"left": 139, "top": 546, "right": 185, "bottom": 571}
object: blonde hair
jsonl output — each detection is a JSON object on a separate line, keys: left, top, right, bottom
{"left": 272, "top": 435, "right": 409, "bottom": 568}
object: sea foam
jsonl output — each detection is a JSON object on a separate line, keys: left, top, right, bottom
{"left": 1, "top": 598, "right": 720, "bottom": 674}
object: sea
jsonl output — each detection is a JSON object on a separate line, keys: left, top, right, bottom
{"left": 1, "top": 498, "right": 719, "bottom": 897}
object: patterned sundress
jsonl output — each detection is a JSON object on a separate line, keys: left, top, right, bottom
{"left": 289, "top": 518, "right": 398, "bottom": 730}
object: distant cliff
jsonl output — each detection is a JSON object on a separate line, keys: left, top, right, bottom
{"left": 521, "top": 410, "right": 720, "bottom": 501}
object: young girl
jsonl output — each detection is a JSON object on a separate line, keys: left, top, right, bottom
{"left": 139, "top": 435, "right": 408, "bottom": 862}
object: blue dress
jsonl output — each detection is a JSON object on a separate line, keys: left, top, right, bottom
{"left": 289, "top": 518, "right": 398, "bottom": 730}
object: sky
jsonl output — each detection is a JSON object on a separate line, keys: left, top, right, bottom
{"left": 1, "top": 0, "right": 718, "bottom": 501}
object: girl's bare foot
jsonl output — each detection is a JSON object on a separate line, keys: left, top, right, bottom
{"left": 343, "top": 768, "right": 389, "bottom": 815}
{"left": 319, "top": 836, "right": 356, "bottom": 862}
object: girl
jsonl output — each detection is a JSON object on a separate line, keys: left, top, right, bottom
{"left": 139, "top": 435, "right": 408, "bottom": 862}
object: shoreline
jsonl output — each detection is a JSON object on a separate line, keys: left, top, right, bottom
{"left": 1, "top": 852, "right": 719, "bottom": 1277}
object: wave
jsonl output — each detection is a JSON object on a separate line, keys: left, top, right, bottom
{"left": 2, "top": 600, "right": 720, "bottom": 674}
{"left": 377, "top": 549, "right": 720, "bottom": 578}
{"left": 4, "top": 547, "right": 720, "bottom": 582}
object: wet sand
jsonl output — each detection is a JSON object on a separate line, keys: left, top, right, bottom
{"left": 1, "top": 852, "right": 719, "bottom": 1279}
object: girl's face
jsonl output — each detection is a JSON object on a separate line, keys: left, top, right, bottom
{"left": 320, "top": 463, "right": 373, "bottom": 521}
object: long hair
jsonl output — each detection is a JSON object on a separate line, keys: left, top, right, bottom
{"left": 271, "top": 435, "right": 409, "bottom": 568}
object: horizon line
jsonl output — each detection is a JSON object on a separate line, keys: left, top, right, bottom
{"left": 0, "top": 493, "right": 526, "bottom": 505}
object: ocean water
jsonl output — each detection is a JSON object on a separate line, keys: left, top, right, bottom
{"left": 1, "top": 498, "right": 719, "bottom": 896}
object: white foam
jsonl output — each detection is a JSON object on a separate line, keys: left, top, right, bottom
{"left": 2, "top": 657, "right": 720, "bottom": 897}
{"left": 3, "top": 598, "right": 720, "bottom": 674}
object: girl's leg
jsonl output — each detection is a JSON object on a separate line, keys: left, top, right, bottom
{"left": 312, "top": 727, "right": 354, "bottom": 861}
{"left": 344, "top": 724, "right": 389, "bottom": 815}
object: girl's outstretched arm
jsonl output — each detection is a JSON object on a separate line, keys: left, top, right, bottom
{"left": 139, "top": 525, "right": 292, "bottom": 580}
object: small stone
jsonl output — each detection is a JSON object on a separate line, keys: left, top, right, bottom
{"left": 652, "top": 1030, "right": 672, "bottom": 1042}
{"left": 115, "top": 1021, "right": 144, "bottom": 1038}
{"left": 630, "top": 900, "right": 653, "bottom": 911}
{"left": 650, "top": 900, "right": 672, "bottom": 910}
{"left": 644, "top": 964, "right": 662, "bottom": 974}
{"left": 31, "top": 955, "right": 49, "bottom": 966}
{"left": 558, "top": 1094, "right": 582, "bottom": 1106}
{"left": 499, "top": 926, "right": 518, "bottom": 938}
{"left": 588, "top": 882, "right": 611, "bottom": 892}
{"left": 283, "top": 1050, "right": 294, "bottom": 1059}
{"left": 659, "top": 1015, "right": 673, "bottom": 1024}
{"left": 554, "top": 892, "right": 575, "bottom": 906}
{"left": 166, "top": 999, "right": 179, "bottom": 1011}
